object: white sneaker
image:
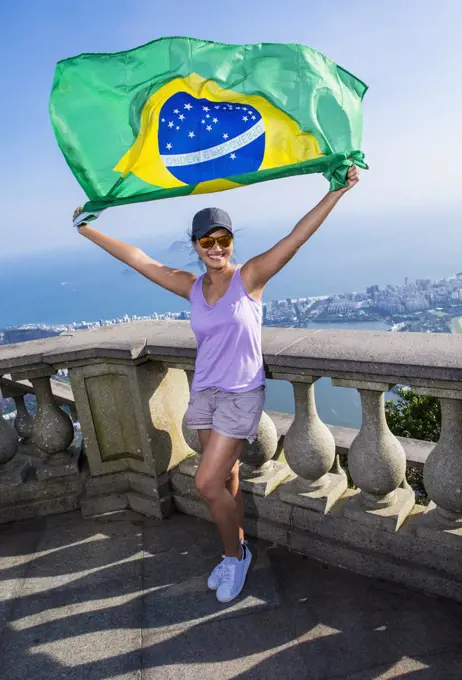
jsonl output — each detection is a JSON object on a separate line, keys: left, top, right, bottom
{"left": 207, "top": 556, "right": 226, "bottom": 591}
{"left": 207, "top": 541, "right": 246, "bottom": 591}
{"left": 216, "top": 543, "right": 252, "bottom": 603}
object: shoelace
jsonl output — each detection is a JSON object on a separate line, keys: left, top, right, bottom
{"left": 214, "top": 558, "right": 226, "bottom": 575}
{"left": 220, "top": 561, "right": 237, "bottom": 584}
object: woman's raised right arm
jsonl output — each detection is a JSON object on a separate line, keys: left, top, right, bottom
{"left": 77, "top": 221, "right": 196, "bottom": 300}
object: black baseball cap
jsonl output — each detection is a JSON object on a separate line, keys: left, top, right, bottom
{"left": 192, "top": 207, "right": 233, "bottom": 240}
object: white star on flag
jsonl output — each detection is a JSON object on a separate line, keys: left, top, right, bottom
{"left": 184, "top": 103, "right": 193, "bottom": 110}
{"left": 212, "top": 117, "right": 218, "bottom": 123}
{"left": 173, "top": 109, "right": 179, "bottom": 114}
{"left": 161, "top": 118, "right": 166, "bottom": 122}
{"left": 206, "top": 125, "right": 212, "bottom": 131}
{"left": 201, "top": 119, "right": 206, "bottom": 124}
{"left": 166, "top": 143, "right": 172, "bottom": 150}
{"left": 203, "top": 106, "right": 210, "bottom": 112}
{"left": 236, "top": 106, "right": 241, "bottom": 110}
{"left": 242, "top": 107, "right": 247, "bottom": 111}
{"left": 188, "top": 131, "right": 195, "bottom": 138}
{"left": 230, "top": 153, "right": 236, "bottom": 160}
{"left": 251, "top": 115, "right": 256, "bottom": 120}
{"left": 176, "top": 126, "right": 180, "bottom": 130}
{"left": 214, "top": 105, "right": 220, "bottom": 109}
{"left": 206, "top": 114, "right": 210, "bottom": 118}
{"left": 179, "top": 114, "right": 185, "bottom": 121}
{"left": 223, "top": 133, "right": 229, "bottom": 139}
{"left": 168, "top": 121, "right": 174, "bottom": 128}
{"left": 242, "top": 116, "right": 248, "bottom": 122}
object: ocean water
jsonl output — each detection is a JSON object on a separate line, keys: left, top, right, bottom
{"left": 1, "top": 249, "right": 390, "bottom": 428}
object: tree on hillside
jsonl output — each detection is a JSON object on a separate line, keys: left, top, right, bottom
{"left": 385, "top": 388, "right": 441, "bottom": 443}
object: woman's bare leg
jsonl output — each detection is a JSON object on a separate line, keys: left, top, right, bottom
{"left": 198, "top": 431, "right": 245, "bottom": 544}
{"left": 195, "top": 431, "right": 244, "bottom": 558}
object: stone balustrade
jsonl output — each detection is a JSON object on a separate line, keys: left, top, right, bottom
{"left": 0, "top": 320, "right": 461, "bottom": 602}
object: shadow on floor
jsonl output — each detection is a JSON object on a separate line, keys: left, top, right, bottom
{"left": 0, "top": 510, "right": 461, "bottom": 680}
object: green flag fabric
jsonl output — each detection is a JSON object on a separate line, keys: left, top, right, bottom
{"left": 50, "top": 37, "right": 368, "bottom": 219}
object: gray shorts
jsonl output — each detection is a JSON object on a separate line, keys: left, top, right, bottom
{"left": 185, "top": 386, "right": 265, "bottom": 443}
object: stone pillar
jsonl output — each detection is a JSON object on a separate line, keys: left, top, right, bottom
{"left": 31, "top": 375, "right": 78, "bottom": 480}
{"left": 240, "top": 411, "right": 288, "bottom": 496}
{"left": 333, "top": 379, "right": 415, "bottom": 531}
{"left": 413, "top": 386, "right": 462, "bottom": 548}
{"left": 69, "top": 358, "right": 194, "bottom": 519}
{"left": 0, "top": 402, "right": 29, "bottom": 486}
{"left": 276, "top": 375, "right": 346, "bottom": 513}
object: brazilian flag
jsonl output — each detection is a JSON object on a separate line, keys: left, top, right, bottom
{"left": 50, "top": 36, "right": 368, "bottom": 219}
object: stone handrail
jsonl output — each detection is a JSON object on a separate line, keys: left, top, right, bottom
{"left": 2, "top": 319, "right": 462, "bottom": 381}
{"left": 0, "top": 320, "right": 461, "bottom": 602}
{"left": 1, "top": 374, "right": 75, "bottom": 407}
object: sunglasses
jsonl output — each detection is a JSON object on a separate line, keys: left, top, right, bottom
{"left": 198, "top": 234, "right": 233, "bottom": 250}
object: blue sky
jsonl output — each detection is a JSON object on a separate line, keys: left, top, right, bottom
{"left": 1, "top": 0, "right": 461, "bottom": 262}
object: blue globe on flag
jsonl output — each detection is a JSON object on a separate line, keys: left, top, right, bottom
{"left": 158, "top": 92, "right": 265, "bottom": 185}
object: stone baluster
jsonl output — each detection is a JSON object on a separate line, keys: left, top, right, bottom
{"left": 240, "top": 410, "right": 286, "bottom": 496}
{"left": 179, "top": 367, "right": 202, "bottom": 478}
{"left": 12, "top": 395, "right": 34, "bottom": 443}
{"left": 182, "top": 369, "right": 201, "bottom": 454}
{"left": 31, "top": 375, "right": 78, "bottom": 480}
{"left": 333, "top": 379, "right": 414, "bottom": 531}
{"left": 0, "top": 400, "right": 30, "bottom": 485}
{"left": 1, "top": 383, "right": 41, "bottom": 458}
{"left": 413, "top": 387, "right": 462, "bottom": 545}
{"left": 276, "top": 375, "right": 347, "bottom": 513}
{"left": 0, "top": 405, "right": 19, "bottom": 468}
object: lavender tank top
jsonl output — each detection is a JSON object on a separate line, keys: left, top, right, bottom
{"left": 189, "top": 265, "right": 265, "bottom": 393}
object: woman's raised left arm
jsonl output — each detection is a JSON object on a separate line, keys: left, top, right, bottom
{"left": 241, "top": 165, "right": 359, "bottom": 297}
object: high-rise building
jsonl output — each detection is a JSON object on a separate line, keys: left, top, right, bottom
{"left": 366, "top": 285, "right": 379, "bottom": 298}
{"left": 416, "top": 278, "right": 431, "bottom": 290}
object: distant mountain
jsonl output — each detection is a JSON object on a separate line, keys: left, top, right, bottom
{"left": 181, "top": 259, "right": 203, "bottom": 271}
{"left": 168, "top": 240, "right": 189, "bottom": 254}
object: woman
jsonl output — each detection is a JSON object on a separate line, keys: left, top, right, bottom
{"left": 74, "top": 165, "right": 359, "bottom": 603}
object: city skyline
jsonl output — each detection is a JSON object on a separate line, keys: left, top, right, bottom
{"left": 3, "top": 269, "right": 462, "bottom": 340}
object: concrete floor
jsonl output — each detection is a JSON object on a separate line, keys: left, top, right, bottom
{"left": 0, "top": 510, "right": 461, "bottom": 680}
